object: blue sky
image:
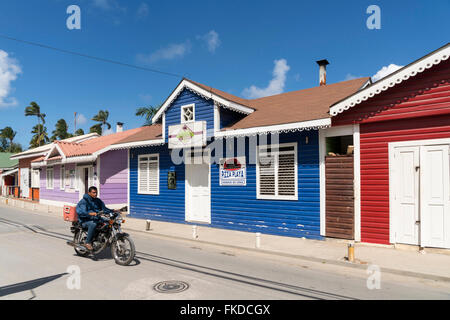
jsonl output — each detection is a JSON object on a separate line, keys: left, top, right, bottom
{"left": 0, "top": 0, "right": 449, "bottom": 148}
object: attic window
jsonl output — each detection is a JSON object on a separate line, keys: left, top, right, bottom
{"left": 181, "top": 104, "right": 195, "bottom": 123}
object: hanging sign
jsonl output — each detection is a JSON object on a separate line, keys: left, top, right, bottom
{"left": 168, "top": 121, "right": 206, "bottom": 149}
{"left": 219, "top": 157, "right": 246, "bottom": 186}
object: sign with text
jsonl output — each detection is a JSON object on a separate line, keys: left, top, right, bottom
{"left": 220, "top": 157, "right": 246, "bottom": 186}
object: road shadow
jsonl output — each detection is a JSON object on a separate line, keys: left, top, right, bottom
{"left": 0, "top": 273, "right": 68, "bottom": 298}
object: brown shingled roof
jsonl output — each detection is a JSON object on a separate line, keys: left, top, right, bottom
{"left": 111, "top": 124, "right": 163, "bottom": 145}
{"left": 188, "top": 79, "right": 252, "bottom": 108}
{"left": 225, "top": 77, "right": 370, "bottom": 130}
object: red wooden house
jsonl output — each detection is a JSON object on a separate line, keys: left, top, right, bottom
{"left": 330, "top": 43, "right": 450, "bottom": 249}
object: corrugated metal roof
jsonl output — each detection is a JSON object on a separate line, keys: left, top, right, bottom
{"left": 0, "top": 153, "right": 18, "bottom": 169}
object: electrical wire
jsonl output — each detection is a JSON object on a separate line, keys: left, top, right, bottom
{"left": 0, "top": 33, "right": 185, "bottom": 79}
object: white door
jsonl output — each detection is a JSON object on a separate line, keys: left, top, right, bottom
{"left": 78, "top": 166, "right": 94, "bottom": 200}
{"left": 393, "top": 146, "right": 420, "bottom": 245}
{"left": 20, "top": 168, "right": 30, "bottom": 198}
{"left": 185, "top": 157, "right": 211, "bottom": 224}
{"left": 420, "top": 145, "right": 450, "bottom": 248}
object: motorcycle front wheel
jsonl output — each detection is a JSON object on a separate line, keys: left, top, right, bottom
{"left": 111, "top": 236, "right": 135, "bottom": 266}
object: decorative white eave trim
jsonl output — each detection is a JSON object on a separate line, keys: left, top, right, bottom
{"left": 44, "top": 144, "right": 67, "bottom": 161}
{"left": 215, "top": 118, "right": 331, "bottom": 138}
{"left": 31, "top": 155, "right": 98, "bottom": 168}
{"left": 330, "top": 43, "right": 450, "bottom": 116}
{"left": 99, "top": 139, "right": 166, "bottom": 152}
{"left": 152, "top": 79, "right": 254, "bottom": 123}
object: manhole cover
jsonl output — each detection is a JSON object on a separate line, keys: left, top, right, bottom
{"left": 153, "top": 281, "right": 189, "bottom": 293}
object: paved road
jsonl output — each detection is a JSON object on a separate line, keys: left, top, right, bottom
{"left": 0, "top": 204, "right": 449, "bottom": 300}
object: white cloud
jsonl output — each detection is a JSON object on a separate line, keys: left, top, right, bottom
{"left": 139, "top": 94, "right": 152, "bottom": 103}
{"left": 137, "top": 3, "right": 149, "bottom": 19}
{"left": 197, "top": 30, "right": 221, "bottom": 53}
{"left": 242, "top": 59, "right": 290, "bottom": 99}
{"left": 75, "top": 113, "right": 87, "bottom": 125}
{"left": 344, "top": 74, "right": 361, "bottom": 81}
{"left": 0, "top": 50, "right": 21, "bottom": 108}
{"left": 137, "top": 41, "right": 191, "bottom": 64}
{"left": 372, "top": 64, "right": 403, "bottom": 82}
{"left": 92, "top": 0, "right": 126, "bottom": 12}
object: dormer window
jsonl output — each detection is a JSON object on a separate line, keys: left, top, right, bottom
{"left": 181, "top": 104, "right": 195, "bottom": 123}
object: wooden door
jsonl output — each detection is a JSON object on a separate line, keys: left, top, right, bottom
{"left": 325, "top": 155, "right": 354, "bottom": 239}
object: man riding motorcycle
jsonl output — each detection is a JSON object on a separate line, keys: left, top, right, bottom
{"left": 76, "top": 186, "right": 119, "bottom": 251}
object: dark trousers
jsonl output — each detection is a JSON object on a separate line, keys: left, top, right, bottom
{"left": 81, "top": 220, "right": 98, "bottom": 244}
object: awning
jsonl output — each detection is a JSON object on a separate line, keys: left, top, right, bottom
{"left": 1, "top": 168, "right": 18, "bottom": 178}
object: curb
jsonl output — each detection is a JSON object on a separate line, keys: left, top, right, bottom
{"left": 123, "top": 225, "right": 450, "bottom": 284}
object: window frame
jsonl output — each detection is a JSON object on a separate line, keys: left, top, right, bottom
{"left": 180, "top": 103, "right": 195, "bottom": 124}
{"left": 46, "top": 167, "right": 54, "bottom": 190}
{"left": 256, "top": 142, "right": 298, "bottom": 201}
{"left": 137, "top": 153, "right": 160, "bottom": 195}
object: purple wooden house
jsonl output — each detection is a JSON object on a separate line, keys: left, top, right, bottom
{"left": 31, "top": 125, "right": 155, "bottom": 209}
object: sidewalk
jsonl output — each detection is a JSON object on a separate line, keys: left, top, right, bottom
{"left": 2, "top": 197, "right": 450, "bottom": 282}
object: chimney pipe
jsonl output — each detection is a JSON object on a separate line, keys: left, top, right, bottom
{"left": 116, "top": 122, "right": 124, "bottom": 133}
{"left": 316, "top": 59, "right": 329, "bottom": 86}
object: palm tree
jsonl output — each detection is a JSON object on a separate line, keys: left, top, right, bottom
{"left": 25, "top": 102, "right": 46, "bottom": 146}
{"left": 0, "top": 127, "right": 17, "bottom": 152}
{"left": 135, "top": 105, "right": 160, "bottom": 126}
{"left": 30, "top": 124, "right": 49, "bottom": 148}
{"left": 51, "top": 119, "right": 72, "bottom": 141}
{"left": 74, "top": 128, "right": 85, "bottom": 136}
{"left": 91, "top": 110, "right": 111, "bottom": 135}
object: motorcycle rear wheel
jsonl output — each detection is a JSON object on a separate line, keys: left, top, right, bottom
{"left": 111, "top": 236, "right": 135, "bottom": 266}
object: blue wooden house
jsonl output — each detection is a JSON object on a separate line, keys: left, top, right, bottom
{"left": 110, "top": 76, "right": 369, "bottom": 240}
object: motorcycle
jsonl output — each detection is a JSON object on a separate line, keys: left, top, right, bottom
{"left": 67, "top": 210, "right": 136, "bottom": 266}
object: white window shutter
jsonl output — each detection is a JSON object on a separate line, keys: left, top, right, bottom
{"left": 278, "top": 153, "right": 296, "bottom": 196}
{"left": 139, "top": 159, "right": 149, "bottom": 193}
{"left": 148, "top": 157, "right": 159, "bottom": 194}
{"left": 259, "top": 154, "right": 276, "bottom": 196}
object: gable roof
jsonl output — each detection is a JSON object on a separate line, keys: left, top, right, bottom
{"left": 330, "top": 43, "right": 450, "bottom": 116}
{"left": 10, "top": 133, "right": 100, "bottom": 160}
{"left": 55, "top": 126, "right": 149, "bottom": 158}
{"left": 152, "top": 78, "right": 255, "bottom": 123}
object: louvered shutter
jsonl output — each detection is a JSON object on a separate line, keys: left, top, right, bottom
{"left": 148, "top": 156, "right": 159, "bottom": 194}
{"left": 258, "top": 144, "right": 297, "bottom": 200}
{"left": 278, "top": 152, "right": 295, "bottom": 196}
{"left": 139, "top": 157, "right": 149, "bottom": 193}
{"left": 259, "top": 153, "right": 276, "bottom": 196}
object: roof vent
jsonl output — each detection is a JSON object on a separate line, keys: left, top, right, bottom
{"left": 316, "top": 59, "right": 330, "bottom": 86}
{"left": 116, "top": 122, "right": 124, "bottom": 133}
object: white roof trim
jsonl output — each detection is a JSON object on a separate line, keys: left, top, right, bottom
{"left": 44, "top": 144, "right": 66, "bottom": 161}
{"left": 10, "top": 150, "right": 49, "bottom": 160}
{"left": 330, "top": 44, "right": 450, "bottom": 116}
{"left": 152, "top": 79, "right": 254, "bottom": 123}
{"left": 1, "top": 168, "right": 18, "bottom": 177}
{"left": 32, "top": 155, "right": 98, "bottom": 168}
{"left": 106, "top": 139, "right": 166, "bottom": 151}
{"left": 215, "top": 118, "right": 331, "bottom": 138}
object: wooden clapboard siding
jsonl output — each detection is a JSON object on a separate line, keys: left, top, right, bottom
{"left": 325, "top": 155, "right": 354, "bottom": 239}
{"left": 333, "top": 58, "right": 450, "bottom": 245}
